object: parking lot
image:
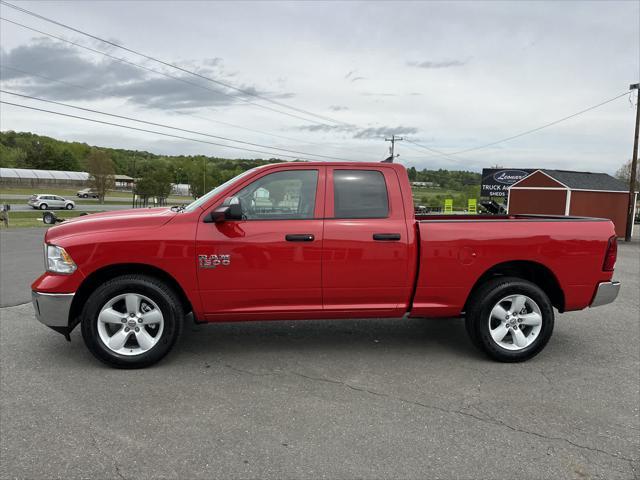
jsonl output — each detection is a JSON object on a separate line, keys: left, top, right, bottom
{"left": 1, "top": 228, "right": 638, "bottom": 479}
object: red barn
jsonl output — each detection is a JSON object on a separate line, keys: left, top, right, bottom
{"left": 508, "top": 169, "right": 636, "bottom": 237}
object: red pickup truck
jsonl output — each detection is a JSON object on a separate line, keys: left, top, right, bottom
{"left": 32, "top": 162, "right": 620, "bottom": 368}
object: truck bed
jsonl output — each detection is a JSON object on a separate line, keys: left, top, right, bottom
{"left": 410, "top": 215, "right": 616, "bottom": 318}
{"left": 415, "top": 213, "right": 610, "bottom": 222}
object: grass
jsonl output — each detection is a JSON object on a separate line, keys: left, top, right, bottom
{"left": 0, "top": 210, "right": 101, "bottom": 228}
{"left": 0, "top": 187, "right": 191, "bottom": 203}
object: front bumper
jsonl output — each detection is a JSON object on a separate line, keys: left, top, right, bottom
{"left": 32, "top": 291, "right": 74, "bottom": 327}
{"left": 590, "top": 281, "right": 621, "bottom": 308}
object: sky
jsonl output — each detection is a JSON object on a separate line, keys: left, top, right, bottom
{"left": 0, "top": 0, "right": 639, "bottom": 174}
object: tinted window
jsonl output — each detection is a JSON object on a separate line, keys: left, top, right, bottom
{"left": 235, "top": 170, "right": 318, "bottom": 220}
{"left": 333, "top": 170, "right": 389, "bottom": 218}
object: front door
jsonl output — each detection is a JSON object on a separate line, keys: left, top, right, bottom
{"left": 196, "top": 167, "right": 325, "bottom": 320}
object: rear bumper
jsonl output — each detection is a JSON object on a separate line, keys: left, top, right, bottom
{"left": 590, "top": 281, "right": 621, "bottom": 308}
{"left": 32, "top": 291, "right": 74, "bottom": 327}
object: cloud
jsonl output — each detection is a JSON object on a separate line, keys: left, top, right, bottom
{"left": 0, "top": 39, "right": 293, "bottom": 110}
{"left": 406, "top": 59, "right": 467, "bottom": 69}
{"left": 361, "top": 92, "right": 397, "bottom": 97}
{"left": 328, "top": 105, "right": 349, "bottom": 111}
{"left": 295, "top": 124, "right": 418, "bottom": 139}
{"left": 352, "top": 126, "right": 418, "bottom": 139}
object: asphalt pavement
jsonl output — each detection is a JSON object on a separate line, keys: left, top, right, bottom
{"left": 0, "top": 228, "right": 638, "bottom": 479}
{"left": 0, "top": 193, "right": 131, "bottom": 202}
{"left": 7, "top": 203, "right": 130, "bottom": 212}
{"left": 0, "top": 228, "right": 45, "bottom": 307}
{"left": 1, "top": 193, "right": 189, "bottom": 203}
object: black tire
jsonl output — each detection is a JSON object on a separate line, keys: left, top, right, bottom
{"left": 81, "top": 274, "right": 184, "bottom": 368}
{"left": 82, "top": 194, "right": 88, "bottom": 198}
{"left": 39, "top": 203, "right": 48, "bottom": 210}
{"left": 65, "top": 203, "right": 74, "bottom": 210}
{"left": 465, "top": 276, "right": 554, "bottom": 362}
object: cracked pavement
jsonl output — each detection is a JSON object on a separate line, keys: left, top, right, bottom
{"left": 0, "top": 230, "right": 638, "bottom": 479}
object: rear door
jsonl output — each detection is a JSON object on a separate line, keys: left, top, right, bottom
{"left": 196, "top": 166, "right": 326, "bottom": 318}
{"left": 322, "top": 166, "right": 412, "bottom": 316}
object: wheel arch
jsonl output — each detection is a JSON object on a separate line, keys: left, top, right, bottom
{"left": 464, "top": 260, "right": 565, "bottom": 313}
{"left": 68, "top": 263, "right": 193, "bottom": 329}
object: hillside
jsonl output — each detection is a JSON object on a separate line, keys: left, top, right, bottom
{"left": 1, "top": 131, "right": 481, "bottom": 207}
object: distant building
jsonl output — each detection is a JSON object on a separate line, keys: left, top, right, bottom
{"left": 171, "top": 183, "right": 191, "bottom": 196}
{"left": 508, "top": 169, "right": 636, "bottom": 237}
{"left": 113, "top": 174, "right": 135, "bottom": 190}
{"left": 0, "top": 168, "right": 135, "bottom": 191}
{"left": 0, "top": 167, "right": 89, "bottom": 188}
{"left": 411, "top": 181, "right": 439, "bottom": 188}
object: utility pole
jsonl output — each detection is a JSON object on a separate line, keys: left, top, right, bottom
{"left": 203, "top": 157, "right": 206, "bottom": 197}
{"left": 625, "top": 83, "right": 639, "bottom": 242}
{"left": 384, "top": 134, "right": 404, "bottom": 162}
{"left": 131, "top": 157, "right": 136, "bottom": 208}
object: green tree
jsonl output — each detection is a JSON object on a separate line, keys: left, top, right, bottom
{"left": 187, "top": 157, "right": 222, "bottom": 198}
{"left": 0, "top": 144, "right": 27, "bottom": 167}
{"left": 615, "top": 159, "right": 638, "bottom": 184}
{"left": 87, "top": 149, "right": 115, "bottom": 204}
{"left": 135, "top": 163, "right": 173, "bottom": 199}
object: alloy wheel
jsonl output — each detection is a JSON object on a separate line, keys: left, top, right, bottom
{"left": 487, "top": 294, "right": 543, "bottom": 351}
{"left": 97, "top": 293, "right": 164, "bottom": 356}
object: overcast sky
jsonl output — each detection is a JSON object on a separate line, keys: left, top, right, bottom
{"left": 1, "top": 0, "right": 638, "bottom": 173}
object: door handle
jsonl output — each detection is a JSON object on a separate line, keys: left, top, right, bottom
{"left": 285, "top": 234, "right": 315, "bottom": 242}
{"left": 373, "top": 233, "right": 401, "bottom": 241}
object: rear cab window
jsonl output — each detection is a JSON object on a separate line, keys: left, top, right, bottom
{"left": 333, "top": 169, "right": 389, "bottom": 219}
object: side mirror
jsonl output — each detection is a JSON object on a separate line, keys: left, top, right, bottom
{"left": 206, "top": 197, "right": 243, "bottom": 223}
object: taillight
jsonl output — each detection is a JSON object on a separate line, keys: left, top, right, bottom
{"left": 603, "top": 235, "right": 617, "bottom": 271}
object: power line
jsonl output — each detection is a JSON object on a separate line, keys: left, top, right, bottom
{"left": 404, "top": 91, "right": 630, "bottom": 161}
{"left": 0, "top": 89, "right": 353, "bottom": 161}
{"left": 5, "top": 3, "right": 629, "bottom": 161}
{"left": 0, "top": 16, "right": 340, "bottom": 127}
{"left": 0, "top": 64, "right": 369, "bottom": 156}
{"left": 403, "top": 138, "right": 464, "bottom": 163}
{"left": 0, "top": 1, "right": 349, "bottom": 127}
{"left": 447, "top": 91, "right": 630, "bottom": 156}
{"left": 0, "top": 100, "right": 324, "bottom": 161}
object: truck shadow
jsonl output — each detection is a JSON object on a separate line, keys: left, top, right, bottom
{"left": 171, "top": 317, "right": 483, "bottom": 361}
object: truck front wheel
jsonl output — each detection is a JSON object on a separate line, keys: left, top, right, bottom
{"left": 465, "top": 277, "right": 554, "bottom": 362}
{"left": 80, "top": 274, "right": 183, "bottom": 368}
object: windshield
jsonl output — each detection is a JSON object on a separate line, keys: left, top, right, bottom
{"left": 183, "top": 167, "right": 258, "bottom": 212}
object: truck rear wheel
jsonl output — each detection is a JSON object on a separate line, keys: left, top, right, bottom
{"left": 465, "top": 276, "right": 554, "bottom": 362}
{"left": 80, "top": 274, "right": 183, "bottom": 368}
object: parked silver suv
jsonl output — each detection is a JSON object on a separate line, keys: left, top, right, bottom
{"left": 77, "top": 188, "right": 99, "bottom": 198}
{"left": 28, "top": 194, "right": 75, "bottom": 210}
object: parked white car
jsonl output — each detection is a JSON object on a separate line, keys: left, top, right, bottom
{"left": 28, "top": 194, "right": 75, "bottom": 210}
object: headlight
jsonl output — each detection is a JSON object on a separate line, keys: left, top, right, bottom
{"left": 45, "top": 244, "right": 77, "bottom": 274}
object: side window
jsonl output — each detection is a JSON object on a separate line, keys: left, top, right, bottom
{"left": 235, "top": 170, "right": 318, "bottom": 220}
{"left": 333, "top": 170, "right": 389, "bottom": 218}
